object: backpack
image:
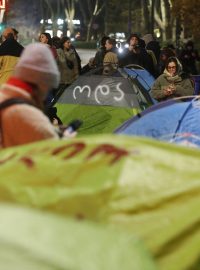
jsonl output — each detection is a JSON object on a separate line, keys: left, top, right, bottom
{"left": 0, "top": 98, "right": 33, "bottom": 111}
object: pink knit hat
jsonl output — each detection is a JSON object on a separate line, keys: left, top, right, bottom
{"left": 14, "top": 43, "right": 60, "bottom": 93}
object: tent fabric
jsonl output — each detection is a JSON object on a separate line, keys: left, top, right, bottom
{"left": 55, "top": 67, "right": 154, "bottom": 134}
{"left": 57, "top": 104, "right": 136, "bottom": 135}
{"left": 58, "top": 75, "right": 141, "bottom": 108}
{"left": 124, "top": 67, "right": 155, "bottom": 92}
{"left": 0, "top": 204, "right": 156, "bottom": 270}
{"left": 0, "top": 135, "right": 199, "bottom": 270}
{"left": 115, "top": 97, "right": 200, "bottom": 147}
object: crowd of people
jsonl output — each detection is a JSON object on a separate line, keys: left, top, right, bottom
{"left": 0, "top": 27, "right": 199, "bottom": 148}
{"left": 87, "top": 33, "right": 199, "bottom": 102}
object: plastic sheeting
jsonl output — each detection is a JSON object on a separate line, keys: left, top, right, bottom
{"left": 0, "top": 204, "right": 156, "bottom": 270}
{"left": 0, "top": 135, "right": 199, "bottom": 269}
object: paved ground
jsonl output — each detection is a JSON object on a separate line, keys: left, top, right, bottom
{"left": 76, "top": 48, "right": 96, "bottom": 67}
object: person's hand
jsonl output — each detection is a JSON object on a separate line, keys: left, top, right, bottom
{"left": 164, "top": 85, "right": 175, "bottom": 96}
{"left": 62, "top": 129, "right": 77, "bottom": 138}
{"left": 129, "top": 45, "right": 134, "bottom": 51}
{"left": 164, "top": 88, "right": 173, "bottom": 96}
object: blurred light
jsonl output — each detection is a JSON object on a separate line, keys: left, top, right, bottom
{"left": 0, "top": 0, "right": 5, "bottom": 9}
{"left": 154, "top": 28, "right": 161, "bottom": 38}
{"left": 46, "top": 30, "right": 53, "bottom": 36}
{"left": 67, "top": 19, "right": 80, "bottom": 25}
{"left": 73, "top": 20, "right": 80, "bottom": 25}
{"left": 57, "top": 30, "right": 63, "bottom": 37}
{"left": 57, "top": 19, "right": 64, "bottom": 25}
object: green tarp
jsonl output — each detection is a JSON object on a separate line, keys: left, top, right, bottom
{"left": 0, "top": 204, "right": 155, "bottom": 270}
{"left": 0, "top": 135, "right": 199, "bottom": 269}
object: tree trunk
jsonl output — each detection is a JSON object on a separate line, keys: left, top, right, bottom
{"left": 141, "top": 0, "right": 151, "bottom": 33}
{"left": 86, "top": 16, "right": 94, "bottom": 41}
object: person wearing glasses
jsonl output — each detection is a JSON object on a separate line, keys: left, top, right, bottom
{"left": 150, "top": 56, "right": 194, "bottom": 102}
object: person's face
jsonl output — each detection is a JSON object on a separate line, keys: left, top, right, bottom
{"left": 40, "top": 34, "right": 48, "bottom": 44}
{"left": 129, "top": 37, "right": 138, "bottom": 47}
{"left": 63, "top": 40, "right": 71, "bottom": 49}
{"left": 105, "top": 40, "right": 113, "bottom": 51}
{"left": 167, "top": 61, "right": 177, "bottom": 76}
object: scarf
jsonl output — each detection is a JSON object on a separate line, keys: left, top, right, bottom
{"left": 163, "top": 69, "right": 182, "bottom": 84}
{"left": 6, "top": 77, "right": 34, "bottom": 95}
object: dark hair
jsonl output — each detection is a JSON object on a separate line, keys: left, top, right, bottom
{"left": 40, "top": 32, "right": 52, "bottom": 46}
{"left": 100, "top": 36, "right": 110, "bottom": 47}
{"left": 52, "top": 36, "right": 61, "bottom": 49}
{"left": 127, "top": 33, "right": 140, "bottom": 44}
{"left": 106, "top": 38, "right": 116, "bottom": 47}
{"left": 165, "top": 56, "right": 178, "bottom": 68}
{"left": 138, "top": 38, "right": 145, "bottom": 48}
{"left": 60, "top": 36, "right": 71, "bottom": 49}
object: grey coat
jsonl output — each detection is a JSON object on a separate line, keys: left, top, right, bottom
{"left": 56, "top": 48, "right": 79, "bottom": 85}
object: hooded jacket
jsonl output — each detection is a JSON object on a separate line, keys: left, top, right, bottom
{"left": 150, "top": 59, "right": 194, "bottom": 101}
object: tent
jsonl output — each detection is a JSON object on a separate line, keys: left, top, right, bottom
{"left": 115, "top": 97, "right": 200, "bottom": 147}
{"left": 123, "top": 64, "right": 155, "bottom": 94}
{"left": 0, "top": 134, "right": 199, "bottom": 270}
{"left": 54, "top": 66, "right": 155, "bottom": 135}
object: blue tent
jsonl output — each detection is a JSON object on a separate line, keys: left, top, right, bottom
{"left": 123, "top": 65, "right": 157, "bottom": 104}
{"left": 115, "top": 97, "right": 200, "bottom": 147}
{"left": 123, "top": 65, "right": 155, "bottom": 93}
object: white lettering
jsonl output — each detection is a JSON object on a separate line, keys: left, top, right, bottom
{"left": 114, "top": 82, "right": 124, "bottom": 101}
{"left": 72, "top": 83, "right": 124, "bottom": 104}
{"left": 73, "top": 85, "right": 91, "bottom": 100}
{"left": 95, "top": 84, "right": 110, "bottom": 104}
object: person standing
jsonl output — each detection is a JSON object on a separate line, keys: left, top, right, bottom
{"left": 94, "top": 35, "right": 110, "bottom": 67}
{"left": 119, "top": 33, "right": 154, "bottom": 76}
{"left": 150, "top": 56, "right": 194, "bottom": 102}
{"left": 56, "top": 36, "right": 79, "bottom": 98}
{"left": 0, "top": 27, "right": 24, "bottom": 85}
{"left": 39, "top": 32, "right": 57, "bottom": 59}
{"left": 103, "top": 38, "right": 119, "bottom": 75}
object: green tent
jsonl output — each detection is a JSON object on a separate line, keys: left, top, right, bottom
{"left": 0, "top": 204, "right": 156, "bottom": 270}
{"left": 0, "top": 135, "right": 199, "bottom": 269}
{"left": 55, "top": 70, "right": 153, "bottom": 134}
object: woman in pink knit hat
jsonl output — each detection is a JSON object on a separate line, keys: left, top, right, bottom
{"left": 0, "top": 43, "right": 74, "bottom": 148}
